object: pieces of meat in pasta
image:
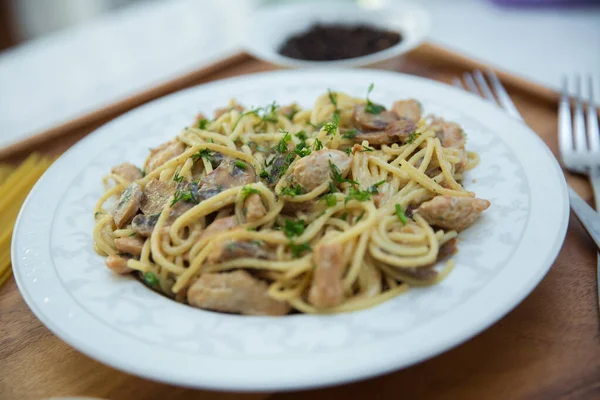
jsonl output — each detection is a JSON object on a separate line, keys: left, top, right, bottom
{"left": 392, "top": 99, "right": 422, "bottom": 123}
{"left": 308, "top": 242, "right": 345, "bottom": 308}
{"left": 292, "top": 149, "right": 351, "bottom": 191}
{"left": 113, "top": 182, "right": 143, "bottom": 228}
{"left": 417, "top": 195, "right": 490, "bottom": 232}
{"left": 111, "top": 162, "right": 142, "bottom": 183}
{"left": 93, "top": 88, "right": 491, "bottom": 317}
{"left": 187, "top": 270, "right": 290, "bottom": 316}
{"left": 144, "top": 140, "right": 185, "bottom": 173}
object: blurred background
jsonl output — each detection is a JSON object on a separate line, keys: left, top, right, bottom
{"left": 0, "top": 0, "right": 598, "bottom": 149}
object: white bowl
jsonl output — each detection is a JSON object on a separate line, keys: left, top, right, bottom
{"left": 243, "top": 0, "right": 431, "bottom": 69}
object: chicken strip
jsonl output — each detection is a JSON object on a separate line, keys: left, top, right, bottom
{"left": 417, "top": 195, "right": 490, "bottom": 232}
{"left": 308, "top": 242, "right": 345, "bottom": 308}
{"left": 292, "top": 149, "right": 352, "bottom": 191}
{"left": 187, "top": 270, "right": 290, "bottom": 316}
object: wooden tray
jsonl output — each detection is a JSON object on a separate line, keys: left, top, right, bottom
{"left": 1, "top": 43, "right": 598, "bottom": 400}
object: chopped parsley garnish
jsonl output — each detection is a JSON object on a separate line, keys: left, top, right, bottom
{"left": 360, "top": 144, "right": 375, "bottom": 152}
{"left": 313, "top": 138, "right": 323, "bottom": 151}
{"left": 342, "top": 129, "right": 357, "bottom": 139}
{"left": 259, "top": 169, "right": 269, "bottom": 179}
{"left": 171, "top": 189, "right": 197, "bottom": 206}
{"left": 232, "top": 101, "right": 280, "bottom": 130}
{"left": 344, "top": 148, "right": 352, "bottom": 155}
{"left": 294, "top": 146, "right": 311, "bottom": 158}
{"left": 94, "top": 211, "right": 103, "bottom": 219}
{"left": 395, "top": 204, "right": 408, "bottom": 225}
{"left": 284, "top": 219, "right": 306, "bottom": 238}
{"left": 365, "top": 83, "right": 385, "bottom": 115}
{"left": 290, "top": 242, "right": 312, "bottom": 258}
{"left": 129, "top": 232, "right": 136, "bottom": 237}
{"left": 330, "top": 160, "right": 358, "bottom": 186}
{"left": 197, "top": 119, "right": 210, "bottom": 129}
{"left": 280, "top": 184, "right": 304, "bottom": 197}
{"left": 295, "top": 131, "right": 308, "bottom": 141}
{"left": 323, "top": 193, "right": 337, "bottom": 207}
{"left": 339, "top": 211, "right": 348, "bottom": 220}
{"left": 191, "top": 148, "right": 214, "bottom": 162}
{"left": 143, "top": 271, "right": 159, "bottom": 288}
{"left": 285, "top": 105, "right": 299, "bottom": 120}
{"left": 322, "top": 113, "right": 340, "bottom": 136}
{"left": 274, "top": 131, "right": 292, "bottom": 153}
{"left": 234, "top": 160, "right": 247, "bottom": 170}
{"left": 369, "top": 179, "right": 386, "bottom": 194}
{"left": 240, "top": 186, "right": 260, "bottom": 200}
{"left": 355, "top": 211, "right": 366, "bottom": 223}
{"left": 345, "top": 187, "right": 372, "bottom": 204}
{"left": 173, "top": 169, "right": 184, "bottom": 183}
{"left": 406, "top": 131, "right": 421, "bottom": 144}
{"left": 328, "top": 89, "right": 338, "bottom": 109}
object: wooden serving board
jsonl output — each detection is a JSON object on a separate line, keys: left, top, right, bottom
{"left": 1, "top": 43, "right": 599, "bottom": 400}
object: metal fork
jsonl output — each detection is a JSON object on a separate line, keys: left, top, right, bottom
{"left": 453, "top": 70, "right": 600, "bottom": 251}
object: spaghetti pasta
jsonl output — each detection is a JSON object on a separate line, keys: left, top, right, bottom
{"left": 93, "top": 87, "right": 490, "bottom": 315}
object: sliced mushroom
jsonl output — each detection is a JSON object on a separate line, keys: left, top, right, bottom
{"left": 140, "top": 179, "right": 174, "bottom": 215}
{"left": 417, "top": 195, "right": 490, "bottom": 232}
{"left": 429, "top": 118, "right": 466, "bottom": 149}
{"left": 197, "top": 159, "right": 257, "bottom": 201}
{"left": 105, "top": 254, "right": 132, "bottom": 274}
{"left": 132, "top": 213, "right": 159, "bottom": 237}
{"left": 353, "top": 104, "right": 399, "bottom": 131}
{"left": 187, "top": 270, "right": 290, "bottom": 316}
{"left": 353, "top": 119, "right": 417, "bottom": 146}
{"left": 114, "top": 236, "right": 145, "bottom": 257}
{"left": 113, "top": 182, "right": 143, "bottom": 228}
{"left": 111, "top": 162, "right": 142, "bottom": 183}
{"left": 308, "top": 242, "right": 345, "bottom": 308}
{"left": 292, "top": 149, "right": 352, "bottom": 191}
{"left": 144, "top": 140, "right": 186, "bottom": 173}
{"left": 207, "top": 239, "right": 271, "bottom": 264}
{"left": 392, "top": 99, "right": 422, "bottom": 123}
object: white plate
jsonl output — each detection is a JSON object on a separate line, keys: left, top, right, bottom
{"left": 243, "top": 1, "right": 430, "bottom": 69}
{"left": 13, "top": 69, "right": 568, "bottom": 392}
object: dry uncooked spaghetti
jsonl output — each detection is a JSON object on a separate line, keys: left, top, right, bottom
{"left": 93, "top": 85, "right": 490, "bottom": 315}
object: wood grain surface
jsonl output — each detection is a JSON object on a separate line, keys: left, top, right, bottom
{"left": 1, "top": 47, "right": 598, "bottom": 400}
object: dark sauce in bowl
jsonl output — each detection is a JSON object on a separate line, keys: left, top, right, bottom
{"left": 278, "top": 23, "right": 402, "bottom": 61}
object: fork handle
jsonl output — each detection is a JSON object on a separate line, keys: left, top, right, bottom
{"left": 568, "top": 186, "right": 600, "bottom": 250}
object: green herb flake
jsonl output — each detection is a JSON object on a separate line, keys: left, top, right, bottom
{"left": 143, "top": 271, "right": 159, "bottom": 288}
{"left": 295, "top": 131, "right": 308, "bottom": 141}
{"left": 234, "top": 160, "right": 247, "bottom": 170}
{"left": 284, "top": 219, "right": 306, "bottom": 238}
{"left": 197, "top": 119, "right": 210, "bottom": 130}
{"left": 345, "top": 187, "right": 372, "bottom": 204}
{"left": 360, "top": 144, "right": 375, "bottom": 152}
{"left": 345, "top": 147, "right": 352, "bottom": 155}
{"left": 355, "top": 211, "right": 366, "bottom": 223}
{"left": 240, "top": 186, "right": 260, "bottom": 200}
{"left": 369, "top": 179, "right": 386, "bottom": 194}
{"left": 406, "top": 131, "right": 421, "bottom": 144}
{"left": 365, "top": 83, "right": 385, "bottom": 115}
{"left": 290, "top": 242, "right": 312, "bottom": 258}
{"left": 342, "top": 129, "right": 357, "bottom": 139}
{"left": 274, "top": 131, "right": 292, "bottom": 154}
{"left": 173, "top": 169, "right": 184, "bottom": 183}
{"left": 330, "top": 160, "right": 358, "bottom": 186}
{"left": 280, "top": 184, "right": 304, "bottom": 197}
{"left": 129, "top": 232, "right": 136, "bottom": 237}
{"left": 313, "top": 138, "right": 324, "bottom": 151}
{"left": 191, "top": 148, "right": 214, "bottom": 162}
{"left": 94, "top": 211, "right": 103, "bottom": 219}
{"left": 395, "top": 204, "right": 408, "bottom": 225}
{"left": 323, "top": 193, "right": 337, "bottom": 207}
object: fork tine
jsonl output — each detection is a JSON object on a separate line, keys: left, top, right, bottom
{"left": 473, "top": 70, "right": 497, "bottom": 103}
{"left": 559, "top": 76, "right": 574, "bottom": 156}
{"left": 463, "top": 72, "right": 480, "bottom": 95}
{"left": 586, "top": 75, "right": 600, "bottom": 152}
{"left": 452, "top": 77, "right": 464, "bottom": 89}
{"left": 486, "top": 70, "right": 522, "bottom": 120}
{"left": 573, "top": 74, "right": 588, "bottom": 152}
